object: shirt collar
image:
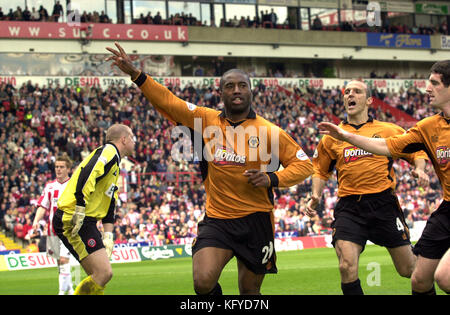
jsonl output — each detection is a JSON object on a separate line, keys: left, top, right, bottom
{"left": 343, "top": 115, "right": 374, "bottom": 127}
{"left": 219, "top": 107, "right": 256, "bottom": 120}
{"left": 106, "top": 142, "right": 121, "bottom": 162}
{"left": 440, "top": 112, "right": 450, "bottom": 124}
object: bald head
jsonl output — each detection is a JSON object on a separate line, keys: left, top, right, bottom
{"left": 105, "top": 123, "right": 136, "bottom": 157}
{"left": 345, "top": 80, "right": 371, "bottom": 98}
{"left": 106, "top": 124, "right": 132, "bottom": 143}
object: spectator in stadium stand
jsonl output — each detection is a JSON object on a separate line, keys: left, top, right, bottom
{"left": 312, "top": 15, "right": 323, "bottom": 31}
{"left": 318, "top": 60, "right": 450, "bottom": 295}
{"left": 52, "top": 1, "right": 63, "bottom": 22}
{"left": 306, "top": 80, "right": 429, "bottom": 295}
{"left": 38, "top": 5, "right": 49, "bottom": 22}
{"left": 99, "top": 11, "right": 110, "bottom": 23}
{"left": 52, "top": 124, "right": 136, "bottom": 295}
{"left": 106, "top": 42, "right": 314, "bottom": 295}
{"left": 30, "top": 7, "right": 39, "bottom": 21}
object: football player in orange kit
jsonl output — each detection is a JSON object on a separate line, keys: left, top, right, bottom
{"left": 318, "top": 60, "right": 450, "bottom": 295}
{"left": 106, "top": 42, "right": 314, "bottom": 295}
{"left": 307, "top": 80, "right": 429, "bottom": 294}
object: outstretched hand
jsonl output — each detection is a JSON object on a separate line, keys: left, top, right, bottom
{"left": 412, "top": 168, "right": 429, "bottom": 188}
{"left": 305, "top": 195, "right": 320, "bottom": 218}
{"left": 317, "top": 122, "right": 348, "bottom": 141}
{"left": 106, "top": 42, "right": 140, "bottom": 79}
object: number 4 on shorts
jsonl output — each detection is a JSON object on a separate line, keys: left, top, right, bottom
{"left": 396, "top": 217, "right": 405, "bottom": 231}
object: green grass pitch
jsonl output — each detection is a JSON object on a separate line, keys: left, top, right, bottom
{"left": 0, "top": 245, "right": 446, "bottom": 295}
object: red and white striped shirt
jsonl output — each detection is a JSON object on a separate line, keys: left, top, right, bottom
{"left": 37, "top": 178, "right": 69, "bottom": 236}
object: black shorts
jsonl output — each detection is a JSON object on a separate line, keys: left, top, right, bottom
{"left": 192, "top": 211, "right": 277, "bottom": 275}
{"left": 331, "top": 189, "right": 411, "bottom": 251}
{"left": 53, "top": 209, "right": 104, "bottom": 262}
{"left": 413, "top": 200, "right": 450, "bottom": 259}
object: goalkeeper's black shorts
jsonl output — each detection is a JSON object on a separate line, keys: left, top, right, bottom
{"left": 53, "top": 209, "right": 105, "bottom": 262}
{"left": 192, "top": 211, "right": 277, "bottom": 275}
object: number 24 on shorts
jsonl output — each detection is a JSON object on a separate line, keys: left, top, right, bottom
{"left": 262, "top": 241, "right": 274, "bottom": 264}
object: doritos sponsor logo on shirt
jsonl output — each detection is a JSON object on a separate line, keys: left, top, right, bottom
{"left": 343, "top": 146, "right": 373, "bottom": 163}
{"left": 213, "top": 147, "right": 246, "bottom": 165}
{"left": 436, "top": 146, "right": 450, "bottom": 165}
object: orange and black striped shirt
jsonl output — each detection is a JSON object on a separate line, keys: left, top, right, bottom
{"left": 386, "top": 113, "right": 449, "bottom": 201}
{"left": 313, "top": 116, "right": 428, "bottom": 197}
{"left": 133, "top": 72, "right": 314, "bottom": 219}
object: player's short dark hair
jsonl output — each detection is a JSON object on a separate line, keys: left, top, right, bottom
{"left": 430, "top": 60, "right": 450, "bottom": 87}
{"left": 219, "top": 69, "right": 251, "bottom": 91}
{"left": 56, "top": 153, "right": 72, "bottom": 169}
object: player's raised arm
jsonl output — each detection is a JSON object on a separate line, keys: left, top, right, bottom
{"left": 318, "top": 121, "right": 392, "bottom": 157}
{"left": 106, "top": 42, "right": 200, "bottom": 129}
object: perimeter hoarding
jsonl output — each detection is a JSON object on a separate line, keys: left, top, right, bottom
{"left": 0, "top": 75, "right": 428, "bottom": 93}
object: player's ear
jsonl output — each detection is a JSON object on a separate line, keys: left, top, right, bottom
{"left": 366, "top": 96, "right": 373, "bottom": 106}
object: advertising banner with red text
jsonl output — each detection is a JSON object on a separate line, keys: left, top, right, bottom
{"left": 275, "top": 235, "right": 333, "bottom": 252}
{"left": 2, "top": 252, "right": 58, "bottom": 271}
{"left": 0, "top": 75, "right": 428, "bottom": 94}
{"left": 0, "top": 247, "right": 141, "bottom": 271}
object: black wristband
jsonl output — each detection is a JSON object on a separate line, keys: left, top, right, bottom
{"left": 133, "top": 71, "right": 147, "bottom": 87}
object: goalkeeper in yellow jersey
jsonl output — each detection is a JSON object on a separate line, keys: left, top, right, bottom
{"left": 53, "top": 124, "right": 136, "bottom": 295}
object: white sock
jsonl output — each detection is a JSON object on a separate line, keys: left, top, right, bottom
{"left": 59, "top": 263, "right": 73, "bottom": 294}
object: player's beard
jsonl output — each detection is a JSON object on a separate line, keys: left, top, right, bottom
{"left": 228, "top": 104, "right": 249, "bottom": 115}
{"left": 224, "top": 95, "right": 252, "bottom": 116}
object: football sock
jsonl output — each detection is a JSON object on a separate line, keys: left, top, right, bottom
{"left": 58, "top": 263, "right": 73, "bottom": 295}
{"left": 341, "top": 278, "right": 364, "bottom": 295}
{"left": 58, "top": 273, "right": 66, "bottom": 295}
{"left": 74, "top": 275, "right": 105, "bottom": 295}
{"left": 412, "top": 284, "right": 436, "bottom": 295}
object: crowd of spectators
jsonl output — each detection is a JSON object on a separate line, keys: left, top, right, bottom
{"left": 0, "top": 3, "right": 448, "bottom": 36}
{"left": 0, "top": 74, "right": 442, "bottom": 251}
{"left": 0, "top": 2, "right": 67, "bottom": 23}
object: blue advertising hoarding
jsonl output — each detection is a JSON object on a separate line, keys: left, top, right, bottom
{"left": 367, "top": 33, "right": 431, "bottom": 49}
